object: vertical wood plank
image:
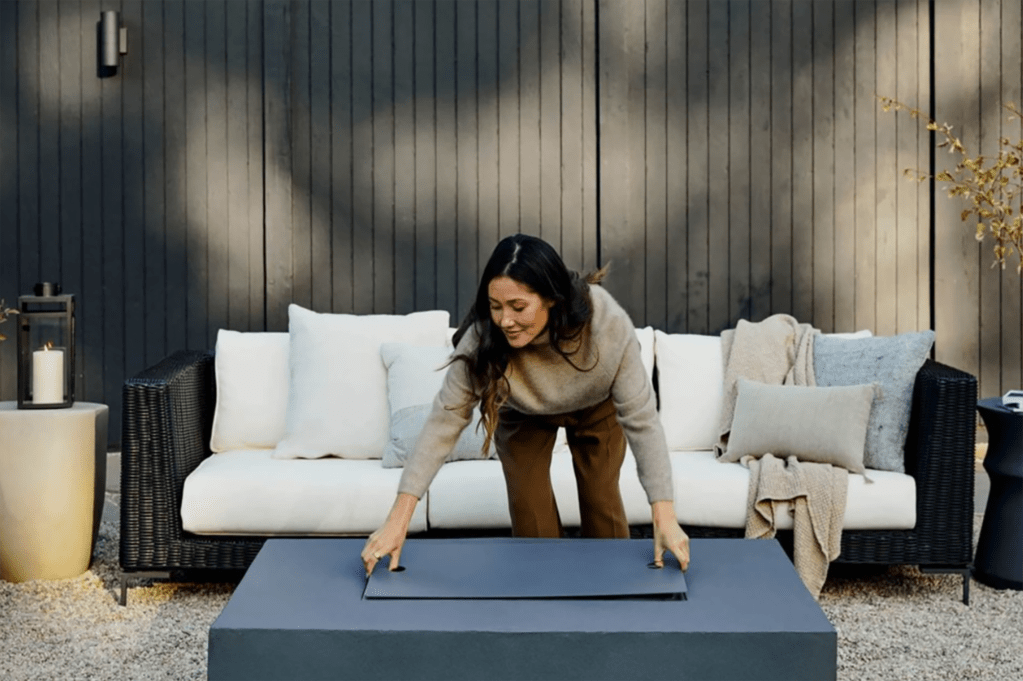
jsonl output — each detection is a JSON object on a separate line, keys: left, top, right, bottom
{"left": 393, "top": 0, "right": 416, "bottom": 314}
{"left": 163, "top": 0, "right": 188, "bottom": 349}
{"left": 0, "top": 0, "right": 19, "bottom": 392}
{"left": 309, "top": 0, "right": 332, "bottom": 314}
{"left": 123, "top": 0, "right": 146, "bottom": 381}
{"left": 791, "top": 0, "right": 814, "bottom": 323}
{"left": 559, "top": 0, "right": 583, "bottom": 270}
{"left": 707, "top": 0, "right": 728, "bottom": 332}
{"left": 687, "top": 0, "right": 709, "bottom": 332}
{"left": 916, "top": 0, "right": 931, "bottom": 333}
{"left": 598, "top": 0, "right": 644, "bottom": 320}
{"left": 373, "top": 0, "right": 395, "bottom": 312}
{"left": 812, "top": 0, "right": 835, "bottom": 332}
{"left": 18, "top": 0, "right": 39, "bottom": 292}
{"left": 580, "top": 0, "right": 598, "bottom": 274}
{"left": 264, "top": 0, "right": 292, "bottom": 328}
{"left": 143, "top": 0, "right": 167, "bottom": 362}
{"left": 498, "top": 0, "right": 520, "bottom": 239}
{"left": 645, "top": 0, "right": 667, "bottom": 330}
{"left": 81, "top": 0, "right": 105, "bottom": 399}
{"left": 248, "top": 0, "right": 265, "bottom": 328}
{"left": 331, "top": 0, "right": 354, "bottom": 314}
{"left": 226, "top": 0, "right": 249, "bottom": 329}
{"left": 435, "top": 0, "right": 458, "bottom": 316}
{"left": 456, "top": 0, "right": 479, "bottom": 316}
{"left": 58, "top": 0, "right": 84, "bottom": 384}
{"left": 896, "top": 0, "right": 921, "bottom": 334}
{"left": 934, "top": 0, "right": 980, "bottom": 378}
{"left": 666, "top": 0, "right": 688, "bottom": 332}
{"left": 206, "top": 0, "right": 229, "bottom": 339}
{"left": 477, "top": 0, "right": 500, "bottom": 262}
{"left": 185, "top": 0, "right": 207, "bottom": 345}
{"left": 770, "top": 0, "right": 793, "bottom": 317}
{"left": 729, "top": 1, "right": 751, "bottom": 325}
{"left": 978, "top": 0, "right": 1003, "bottom": 398}
{"left": 37, "top": 0, "right": 59, "bottom": 285}
{"left": 539, "top": 0, "right": 562, "bottom": 255}
{"left": 624, "top": 0, "right": 644, "bottom": 322}
{"left": 291, "top": 0, "right": 312, "bottom": 311}
{"left": 854, "top": 0, "right": 877, "bottom": 333}
{"left": 1001, "top": 0, "right": 1023, "bottom": 391}
{"left": 415, "top": 0, "right": 437, "bottom": 311}
{"left": 520, "top": 0, "right": 542, "bottom": 242}
{"left": 833, "top": 0, "right": 856, "bottom": 332}
{"left": 875, "top": 0, "right": 898, "bottom": 336}
{"left": 748, "top": 0, "right": 771, "bottom": 323}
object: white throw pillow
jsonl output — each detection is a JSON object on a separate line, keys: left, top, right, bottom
{"left": 379, "top": 343, "right": 494, "bottom": 467}
{"left": 210, "top": 330, "right": 290, "bottom": 452}
{"left": 653, "top": 328, "right": 872, "bottom": 452}
{"left": 654, "top": 332, "right": 724, "bottom": 451}
{"left": 273, "top": 305, "right": 450, "bottom": 460}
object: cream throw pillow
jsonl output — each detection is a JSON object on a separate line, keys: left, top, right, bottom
{"left": 210, "top": 330, "right": 290, "bottom": 452}
{"left": 719, "top": 379, "right": 875, "bottom": 475}
{"left": 273, "top": 305, "right": 450, "bottom": 460}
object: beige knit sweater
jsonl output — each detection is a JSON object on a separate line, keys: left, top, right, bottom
{"left": 397, "top": 285, "right": 674, "bottom": 504}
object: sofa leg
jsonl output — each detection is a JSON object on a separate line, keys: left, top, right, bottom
{"left": 119, "top": 571, "right": 172, "bottom": 606}
{"left": 919, "top": 565, "right": 972, "bottom": 605}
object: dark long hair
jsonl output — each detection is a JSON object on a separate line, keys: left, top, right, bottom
{"left": 451, "top": 234, "right": 607, "bottom": 452}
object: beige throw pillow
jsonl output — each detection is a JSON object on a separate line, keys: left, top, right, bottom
{"left": 719, "top": 379, "right": 875, "bottom": 475}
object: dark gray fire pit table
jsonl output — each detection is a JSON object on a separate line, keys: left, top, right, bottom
{"left": 208, "top": 537, "right": 836, "bottom": 681}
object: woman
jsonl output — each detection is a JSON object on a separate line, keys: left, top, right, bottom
{"left": 362, "top": 234, "right": 690, "bottom": 575}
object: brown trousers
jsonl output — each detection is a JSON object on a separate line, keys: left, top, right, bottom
{"left": 494, "top": 397, "right": 629, "bottom": 539}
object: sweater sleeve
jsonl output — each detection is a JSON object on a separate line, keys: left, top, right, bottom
{"left": 397, "top": 336, "right": 480, "bottom": 499}
{"left": 609, "top": 322, "right": 675, "bottom": 505}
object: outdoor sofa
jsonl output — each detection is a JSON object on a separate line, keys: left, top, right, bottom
{"left": 119, "top": 307, "right": 977, "bottom": 604}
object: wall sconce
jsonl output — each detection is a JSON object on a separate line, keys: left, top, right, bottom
{"left": 99, "top": 10, "right": 127, "bottom": 76}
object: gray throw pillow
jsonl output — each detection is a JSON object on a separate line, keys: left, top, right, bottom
{"left": 720, "top": 379, "right": 875, "bottom": 475}
{"left": 381, "top": 404, "right": 494, "bottom": 468}
{"left": 814, "top": 330, "right": 935, "bottom": 473}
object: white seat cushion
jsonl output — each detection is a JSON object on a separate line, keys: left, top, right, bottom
{"left": 669, "top": 450, "right": 916, "bottom": 530}
{"left": 181, "top": 450, "right": 428, "bottom": 535}
{"left": 427, "top": 448, "right": 652, "bottom": 529}
{"left": 427, "top": 449, "right": 915, "bottom": 532}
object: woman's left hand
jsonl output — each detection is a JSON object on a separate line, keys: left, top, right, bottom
{"left": 651, "top": 500, "right": 690, "bottom": 571}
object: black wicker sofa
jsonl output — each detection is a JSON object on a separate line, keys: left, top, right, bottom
{"left": 119, "top": 350, "right": 977, "bottom": 604}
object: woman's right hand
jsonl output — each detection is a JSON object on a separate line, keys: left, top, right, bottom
{"left": 361, "top": 493, "right": 419, "bottom": 576}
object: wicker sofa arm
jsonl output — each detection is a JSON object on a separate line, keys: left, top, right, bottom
{"left": 903, "top": 358, "right": 978, "bottom": 563}
{"left": 120, "top": 350, "right": 215, "bottom": 570}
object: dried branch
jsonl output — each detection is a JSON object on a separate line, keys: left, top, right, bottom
{"left": 878, "top": 95, "right": 1023, "bottom": 275}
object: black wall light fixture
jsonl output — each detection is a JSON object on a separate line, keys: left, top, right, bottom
{"left": 98, "top": 10, "right": 127, "bottom": 77}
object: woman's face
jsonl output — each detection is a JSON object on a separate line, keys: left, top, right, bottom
{"left": 487, "top": 276, "right": 553, "bottom": 348}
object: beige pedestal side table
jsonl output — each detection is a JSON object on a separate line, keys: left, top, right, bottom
{"left": 0, "top": 402, "right": 108, "bottom": 582}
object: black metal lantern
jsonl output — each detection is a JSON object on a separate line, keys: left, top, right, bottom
{"left": 17, "top": 283, "right": 76, "bottom": 409}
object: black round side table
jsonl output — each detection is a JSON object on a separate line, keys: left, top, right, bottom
{"left": 974, "top": 398, "right": 1022, "bottom": 590}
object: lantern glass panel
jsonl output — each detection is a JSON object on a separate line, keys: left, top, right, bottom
{"left": 18, "top": 294, "right": 75, "bottom": 409}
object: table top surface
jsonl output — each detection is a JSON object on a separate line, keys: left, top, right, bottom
{"left": 212, "top": 537, "right": 833, "bottom": 635}
{"left": 978, "top": 397, "right": 1023, "bottom": 417}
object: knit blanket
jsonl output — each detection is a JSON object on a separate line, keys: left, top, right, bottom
{"left": 715, "top": 314, "right": 847, "bottom": 599}
{"left": 742, "top": 453, "right": 847, "bottom": 598}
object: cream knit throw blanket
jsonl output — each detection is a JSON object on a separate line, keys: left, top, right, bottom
{"left": 715, "top": 314, "right": 847, "bottom": 599}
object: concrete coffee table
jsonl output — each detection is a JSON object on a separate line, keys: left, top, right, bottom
{"left": 209, "top": 537, "right": 836, "bottom": 681}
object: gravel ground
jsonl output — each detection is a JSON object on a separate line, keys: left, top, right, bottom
{"left": 2, "top": 497, "right": 1021, "bottom": 681}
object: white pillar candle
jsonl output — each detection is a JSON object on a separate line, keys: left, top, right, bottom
{"left": 32, "top": 347, "right": 64, "bottom": 404}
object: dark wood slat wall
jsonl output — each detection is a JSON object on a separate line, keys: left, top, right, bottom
{"left": 599, "top": 0, "right": 932, "bottom": 335}
{"left": 2, "top": 0, "right": 1021, "bottom": 446}
{"left": 935, "top": 0, "right": 1023, "bottom": 402}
